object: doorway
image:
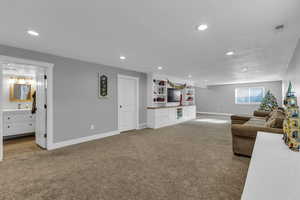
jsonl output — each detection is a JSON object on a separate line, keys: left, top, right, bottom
{"left": 0, "top": 56, "right": 54, "bottom": 161}
{"left": 118, "top": 74, "right": 139, "bottom": 132}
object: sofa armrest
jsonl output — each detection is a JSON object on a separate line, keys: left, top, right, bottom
{"left": 232, "top": 124, "right": 283, "bottom": 138}
{"left": 253, "top": 110, "right": 270, "bottom": 117}
{"left": 231, "top": 115, "right": 251, "bottom": 124}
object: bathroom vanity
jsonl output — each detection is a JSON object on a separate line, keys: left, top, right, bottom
{"left": 3, "top": 109, "right": 35, "bottom": 137}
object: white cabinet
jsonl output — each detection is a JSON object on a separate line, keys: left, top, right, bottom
{"left": 147, "top": 105, "right": 196, "bottom": 129}
{"left": 3, "top": 109, "right": 35, "bottom": 137}
{"left": 183, "top": 106, "right": 196, "bottom": 120}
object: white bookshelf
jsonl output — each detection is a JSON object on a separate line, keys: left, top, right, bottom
{"left": 152, "top": 79, "right": 167, "bottom": 105}
{"left": 183, "top": 87, "right": 195, "bottom": 105}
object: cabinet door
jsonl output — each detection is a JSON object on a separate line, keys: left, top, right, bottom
{"left": 155, "top": 109, "right": 169, "bottom": 127}
{"left": 169, "top": 108, "right": 177, "bottom": 123}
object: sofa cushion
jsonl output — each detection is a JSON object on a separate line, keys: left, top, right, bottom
{"left": 267, "top": 109, "right": 285, "bottom": 128}
{"left": 265, "top": 118, "right": 277, "bottom": 128}
{"left": 243, "top": 117, "right": 266, "bottom": 127}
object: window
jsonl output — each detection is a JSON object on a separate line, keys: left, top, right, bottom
{"left": 235, "top": 87, "right": 264, "bottom": 104}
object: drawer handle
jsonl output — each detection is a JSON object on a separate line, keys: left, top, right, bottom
{"left": 7, "top": 117, "right": 10, "bottom": 120}
{"left": 7, "top": 126, "right": 10, "bottom": 128}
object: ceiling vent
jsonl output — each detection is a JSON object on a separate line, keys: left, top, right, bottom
{"left": 275, "top": 24, "right": 284, "bottom": 31}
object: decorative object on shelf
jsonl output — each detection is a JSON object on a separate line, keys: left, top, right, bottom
{"left": 154, "top": 97, "right": 165, "bottom": 102}
{"left": 179, "top": 94, "right": 183, "bottom": 106}
{"left": 283, "top": 81, "right": 300, "bottom": 151}
{"left": 258, "top": 90, "right": 278, "bottom": 111}
{"left": 153, "top": 79, "right": 166, "bottom": 86}
{"left": 167, "top": 80, "right": 186, "bottom": 89}
{"left": 186, "top": 96, "right": 193, "bottom": 101}
{"left": 98, "top": 73, "right": 108, "bottom": 98}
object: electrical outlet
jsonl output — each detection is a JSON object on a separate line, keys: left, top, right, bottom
{"left": 90, "top": 124, "right": 95, "bottom": 130}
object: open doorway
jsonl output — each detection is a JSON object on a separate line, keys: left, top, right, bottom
{"left": 0, "top": 56, "right": 54, "bottom": 161}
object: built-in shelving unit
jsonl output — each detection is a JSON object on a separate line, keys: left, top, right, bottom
{"left": 152, "top": 79, "right": 167, "bottom": 104}
{"left": 146, "top": 73, "right": 197, "bottom": 129}
{"left": 183, "top": 86, "right": 195, "bottom": 105}
{"left": 147, "top": 73, "right": 195, "bottom": 107}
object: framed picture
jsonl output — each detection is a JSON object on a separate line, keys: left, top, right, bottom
{"left": 98, "top": 73, "right": 109, "bottom": 98}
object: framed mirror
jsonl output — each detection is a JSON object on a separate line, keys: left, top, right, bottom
{"left": 9, "top": 78, "right": 33, "bottom": 102}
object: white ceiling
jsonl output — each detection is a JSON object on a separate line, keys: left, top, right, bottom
{"left": 1, "top": 0, "right": 300, "bottom": 85}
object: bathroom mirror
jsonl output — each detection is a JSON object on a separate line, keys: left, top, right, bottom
{"left": 10, "top": 83, "right": 32, "bottom": 102}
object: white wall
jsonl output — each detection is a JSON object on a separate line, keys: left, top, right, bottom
{"left": 195, "top": 81, "right": 282, "bottom": 115}
{"left": 284, "top": 38, "right": 300, "bottom": 103}
{"left": 2, "top": 74, "right": 36, "bottom": 109}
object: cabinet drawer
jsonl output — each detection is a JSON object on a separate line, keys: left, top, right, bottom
{"left": 4, "top": 114, "right": 35, "bottom": 123}
{"left": 155, "top": 109, "right": 169, "bottom": 117}
{"left": 4, "top": 122, "right": 35, "bottom": 136}
{"left": 155, "top": 116, "right": 169, "bottom": 127}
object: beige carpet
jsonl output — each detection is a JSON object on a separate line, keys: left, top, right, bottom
{"left": 0, "top": 115, "right": 250, "bottom": 200}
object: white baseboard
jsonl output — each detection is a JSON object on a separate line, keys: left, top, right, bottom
{"left": 48, "top": 130, "right": 120, "bottom": 150}
{"left": 197, "top": 111, "right": 233, "bottom": 116}
{"left": 138, "top": 123, "right": 147, "bottom": 129}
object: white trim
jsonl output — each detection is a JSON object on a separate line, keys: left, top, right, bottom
{"left": 0, "top": 55, "right": 54, "bottom": 161}
{"left": 48, "top": 130, "right": 120, "bottom": 150}
{"left": 0, "top": 64, "right": 3, "bottom": 161}
{"left": 117, "top": 74, "right": 139, "bottom": 132}
{"left": 197, "top": 111, "right": 233, "bottom": 116}
{"left": 138, "top": 123, "right": 147, "bottom": 130}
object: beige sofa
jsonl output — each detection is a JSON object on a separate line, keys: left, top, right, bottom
{"left": 231, "top": 110, "right": 284, "bottom": 157}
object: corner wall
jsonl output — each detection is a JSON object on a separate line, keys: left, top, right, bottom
{"left": 0, "top": 44, "right": 147, "bottom": 143}
{"left": 195, "top": 81, "right": 282, "bottom": 115}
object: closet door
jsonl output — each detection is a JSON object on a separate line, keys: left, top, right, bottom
{"left": 35, "top": 69, "right": 47, "bottom": 148}
{"left": 118, "top": 75, "right": 138, "bottom": 132}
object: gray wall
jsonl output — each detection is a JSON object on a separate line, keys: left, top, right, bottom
{"left": 195, "top": 81, "right": 282, "bottom": 115}
{"left": 0, "top": 44, "right": 147, "bottom": 143}
{"left": 284, "top": 38, "right": 300, "bottom": 103}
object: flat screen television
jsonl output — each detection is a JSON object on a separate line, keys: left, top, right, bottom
{"left": 168, "top": 88, "right": 181, "bottom": 102}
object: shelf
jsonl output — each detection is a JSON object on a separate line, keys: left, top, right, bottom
{"left": 153, "top": 85, "right": 166, "bottom": 88}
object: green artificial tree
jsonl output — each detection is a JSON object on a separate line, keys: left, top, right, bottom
{"left": 258, "top": 90, "right": 278, "bottom": 111}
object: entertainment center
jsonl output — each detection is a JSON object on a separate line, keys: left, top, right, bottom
{"left": 147, "top": 74, "right": 196, "bottom": 129}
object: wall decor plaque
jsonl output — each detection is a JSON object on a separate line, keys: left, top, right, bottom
{"left": 99, "top": 73, "right": 109, "bottom": 98}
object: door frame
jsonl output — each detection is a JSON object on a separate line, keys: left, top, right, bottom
{"left": 117, "top": 74, "right": 139, "bottom": 132}
{"left": 0, "top": 55, "right": 54, "bottom": 161}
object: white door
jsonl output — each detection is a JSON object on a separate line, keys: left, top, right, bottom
{"left": 35, "top": 69, "right": 47, "bottom": 148}
{"left": 118, "top": 75, "right": 138, "bottom": 132}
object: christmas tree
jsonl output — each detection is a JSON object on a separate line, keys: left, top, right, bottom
{"left": 258, "top": 90, "right": 278, "bottom": 111}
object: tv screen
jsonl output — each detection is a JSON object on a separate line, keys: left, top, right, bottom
{"left": 168, "top": 88, "right": 181, "bottom": 102}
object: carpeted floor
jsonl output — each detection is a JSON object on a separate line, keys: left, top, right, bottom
{"left": 0, "top": 115, "right": 250, "bottom": 200}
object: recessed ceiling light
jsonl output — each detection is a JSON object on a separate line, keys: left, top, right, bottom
{"left": 226, "top": 51, "right": 235, "bottom": 56}
{"left": 197, "top": 24, "right": 208, "bottom": 31}
{"left": 157, "top": 66, "right": 163, "bottom": 70}
{"left": 27, "top": 30, "right": 39, "bottom": 36}
{"left": 188, "top": 74, "right": 192, "bottom": 78}
{"left": 120, "top": 56, "right": 126, "bottom": 60}
{"left": 242, "top": 67, "right": 248, "bottom": 72}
